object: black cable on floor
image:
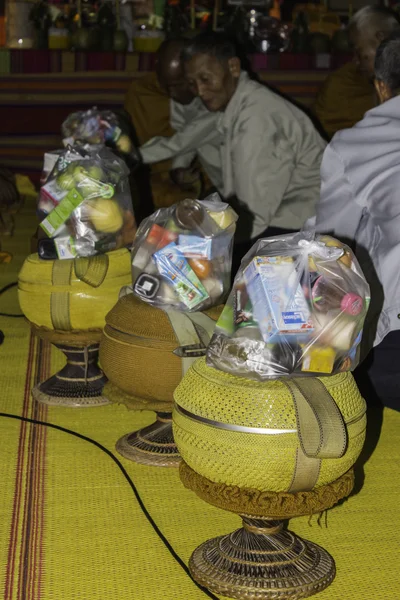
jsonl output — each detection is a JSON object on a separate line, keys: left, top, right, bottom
{"left": 0, "top": 412, "right": 220, "bottom": 600}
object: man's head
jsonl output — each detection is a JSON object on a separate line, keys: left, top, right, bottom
{"left": 374, "top": 32, "right": 400, "bottom": 103}
{"left": 181, "top": 33, "right": 241, "bottom": 112}
{"left": 348, "top": 6, "right": 400, "bottom": 79}
{"left": 155, "top": 38, "right": 194, "bottom": 105}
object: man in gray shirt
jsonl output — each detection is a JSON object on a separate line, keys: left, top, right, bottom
{"left": 181, "top": 32, "right": 326, "bottom": 271}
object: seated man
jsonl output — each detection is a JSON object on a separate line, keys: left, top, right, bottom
{"left": 309, "top": 32, "right": 400, "bottom": 411}
{"left": 181, "top": 32, "right": 326, "bottom": 271}
{"left": 124, "top": 38, "right": 222, "bottom": 210}
{"left": 314, "top": 5, "right": 400, "bottom": 139}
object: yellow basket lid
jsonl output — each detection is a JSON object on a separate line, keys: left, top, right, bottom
{"left": 105, "top": 294, "right": 222, "bottom": 342}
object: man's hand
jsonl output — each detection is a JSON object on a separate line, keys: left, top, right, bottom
{"left": 108, "top": 132, "right": 142, "bottom": 170}
{"left": 170, "top": 167, "right": 201, "bottom": 191}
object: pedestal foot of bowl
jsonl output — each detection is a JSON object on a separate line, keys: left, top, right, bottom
{"left": 32, "top": 343, "right": 110, "bottom": 407}
{"left": 180, "top": 464, "right": 355, "bottom": 600}
{"left": 115, "top": 412, "right": 181, "bottom": 467}
{"left": 189, "top": 516, "right": 335, "bottom": 600}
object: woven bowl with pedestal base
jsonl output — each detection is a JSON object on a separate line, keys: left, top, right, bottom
{"left": 172, "top": 357, "right": 367, "bottom": 600}
{"left": 99, "top": 294, "right": 222, "bottom": 466}
{"left": 18, "top": 249, "right": 131, "bottom": 407}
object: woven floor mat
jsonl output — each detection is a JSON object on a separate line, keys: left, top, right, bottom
{"left": 0, "top": 198, "right": 398, "bottom": 600}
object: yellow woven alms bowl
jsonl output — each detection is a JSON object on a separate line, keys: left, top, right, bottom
{"left": 18, "top": 248, "right": 132, "bottom": 331}
{"left": 100, "top": 296, "right": 223, "bottom": 467}
{"left": 100, "top": 294, "right": 222, "bottom": 408}
{"left": 17, "top": 249, "right": 132, "bottom": 408}
{"left": 173, "top": 357, "right": 366, "bottom": 493}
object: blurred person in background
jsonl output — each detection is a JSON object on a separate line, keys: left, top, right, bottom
{"left": 123, "top": 38, "right": 222, "bottom": 219}
{"left": 314, "top": 5, "right": 400, "bottom": 139}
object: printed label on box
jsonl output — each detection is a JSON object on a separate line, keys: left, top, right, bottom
{"left": 178, "top": 235, "right": 212, "bottom": 259}
{"left": 153, "top": 242, "right": 209, "bottom": 309}
{"left": 243, "top": 256, "right": 313, "bottom": 343}
{"left": 40, "top": 188, "right": 84, "bottom": 237}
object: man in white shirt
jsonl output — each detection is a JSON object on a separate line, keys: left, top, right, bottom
{"left": 181, "top": 32, "right": 326, "bottom": 272}
{"left": 308, "top": 32, "right": 400, "bottom": 411}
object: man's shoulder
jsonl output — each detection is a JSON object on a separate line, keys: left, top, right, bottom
{"left": 238, "top": 77, "right": 288, "bottom": 114}
{"left": 321, "top": 62, "right": 373, "bottom": 94}
{"left": 325, "top": 61, "right": 357, "bottom": 81}
{"left": 126, "top": 72, "right": 167, "bottom": 98}
{"left": 328, "top": 105, "right": 400, "bottom": 171}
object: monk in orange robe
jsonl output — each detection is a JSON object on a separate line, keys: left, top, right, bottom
{"left": 124, "top": 42, "right": 206, "bottom": 213}
{"left": 314, "top": 6, "right": 400, "bottom": 139}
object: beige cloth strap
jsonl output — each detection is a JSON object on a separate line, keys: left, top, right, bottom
{"left": 166, "top": 311, "right": 216, "bottom": 377}
{"left": 50, "top": 255, "right": 109, "bottom": 330}
{"left": 288, "top": 448, "right": 321, "bottom": 493}
{"left": 283, "top": 377, "right": 348, "bottom": 493}
{"left": 74, "top": 254, "right": 109, "bottom": 288}
{"left": 184, "top": 312, "right": 218, "bottom": 347}
{"left": 51, "top": 259, "right": 73, "bottom": 330}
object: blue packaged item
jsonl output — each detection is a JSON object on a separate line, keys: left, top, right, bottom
{"left": 153, "top": 242, "right": 209, "bottom": 310}
{"left": 177, "top": 235, "right": 212, "bottom": 259}
{"left": 243, "top": 256, "right": 313, "bottom": 343}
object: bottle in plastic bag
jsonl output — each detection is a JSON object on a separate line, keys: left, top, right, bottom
{"left": 130, "top": 194, "right": 238, "bottom": 312}
{"left": 206, "top": 231, "right": 370, "bottom": 380}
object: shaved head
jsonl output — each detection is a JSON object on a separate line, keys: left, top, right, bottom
{"left": 156, "top": 38, "right": 194, "bottom": 105}
{"left": 348, "top": 6, "right": 400, "bottom": 78}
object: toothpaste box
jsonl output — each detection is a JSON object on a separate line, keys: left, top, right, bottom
{"left": 243, "top": 256, "right": 313, "bottom": 343}
{"left": 153, "top": 242, "right": 209, "bottom": 309}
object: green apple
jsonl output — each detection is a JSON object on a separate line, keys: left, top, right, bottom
{"left": 87, "top": 165, "right": 104, "bottom": 181}
{"left": 56, "top": 172, "right": 76, "bottom": 191}
{"left": 73, "top": 165, "right": 89, "bottom": 183}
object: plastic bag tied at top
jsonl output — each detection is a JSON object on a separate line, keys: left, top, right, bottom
{"left": 62, "top": 108, "right": 121, "bottom": 147}
{"left": 38, "top": 145, "right": 136, "bottom": 259}
{"left": 206, "top": 231, "right": 371, "bottom": 380}
{"left": 130, "top": 194, "right": 238, "bottom": 312}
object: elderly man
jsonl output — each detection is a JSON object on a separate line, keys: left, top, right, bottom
{"left": 314, "top": 5, "right": 400, "bottom": 139}
{"left": 124, "top": 38, "right": 222, "bottom": 209}
{"left": 181, "top": 32, "right": 326, "bottom": 270}
{"left": 309, "top": 32, "right": 400, "bottom": 411}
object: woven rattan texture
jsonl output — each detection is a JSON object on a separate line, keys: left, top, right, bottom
{"left": 99, "top": 299, "right": 221, "bottom": 402}
{"left": 18, "top": 248, "right": 132, "bottom": 330}
{"left": 100, "top": 325, "right": 181, "bottom": 402}
{"left": 103, "top": 380, "right": 173, "bottom": 412}
{"left": 0, "top": 198, "right": 398, "bottom": 599}
{"left": 175, "top": 358, "right": 364, "bottom": 427}
{"left": 173, "top": 359, "right": 367, "bottom": 491}
{"left": 104, "top": 294, "right": 223, "bottom": 341}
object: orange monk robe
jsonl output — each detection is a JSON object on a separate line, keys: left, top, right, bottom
{"left": 124, "top": 72, "right": 173, "bottom": 145}
{"left": 314, "top": 62, "right": 376, "bottom": 139}
{"left": 124, "top": 72, "right": 203, "bottom": 208}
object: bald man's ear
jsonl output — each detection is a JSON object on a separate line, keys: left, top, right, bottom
{"left": 228, "top": 57, "right": 241, "bottom": 78}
